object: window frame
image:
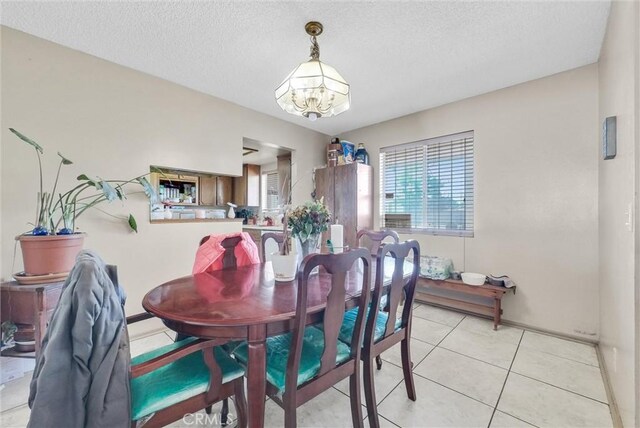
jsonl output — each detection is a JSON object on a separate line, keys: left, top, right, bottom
{"left": 379, "top": 130, "right": 475, "bottom": 237}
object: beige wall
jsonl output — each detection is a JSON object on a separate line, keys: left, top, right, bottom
{"left": 0, "top": 27, "right": 328, "bottom": 334}
{"left": 598, "top": 1, "right": 640, "bottom": 426}
{"left": 342, "top": 65, "right": 600, "bottom": 340}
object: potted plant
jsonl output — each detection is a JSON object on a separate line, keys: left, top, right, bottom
{"left": 271, "top": 198, "right": 331, "bottom": 282}
{"left": 10, "top": 128, "right": 159, "bottom": 277}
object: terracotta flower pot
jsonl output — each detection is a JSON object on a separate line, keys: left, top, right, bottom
{"left": 16, "top": 233, "right": 85, "bottom": 276}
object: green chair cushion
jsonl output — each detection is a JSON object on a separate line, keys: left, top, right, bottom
{"left": 338, "top": 307, "right": 402, "bottom": 346}
{"left": 130, "top": 337, "right": 245, "bottom": 421}
{"left": 233, "top": 326, "right": 352, "bottom": 393}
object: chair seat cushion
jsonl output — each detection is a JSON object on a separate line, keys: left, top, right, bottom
{"left": 130, "top": 337, "right": 244, "bottom": 421}
{"left": 233, "top": 326, "right": 352, "bottom": 393}
{"left": 338, "top": 307, "right": 402, "bottom": 346}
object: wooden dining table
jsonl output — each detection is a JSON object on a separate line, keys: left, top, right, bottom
{"left": 143, "top": 259, "right": 382, "bottom": 427}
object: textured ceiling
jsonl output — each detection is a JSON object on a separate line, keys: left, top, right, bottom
{"left": 1, "top": 1, "right": 610, "bottom": 136}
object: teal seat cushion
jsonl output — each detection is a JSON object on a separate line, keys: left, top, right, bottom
{"left": 233, "top": 326, "right": 351, "bottom": 393}
{"left": 130, "top": 337, "right": 244, "bottom": 421}
{"left": 338, "top": 307, "right": 402, "bottom": 346}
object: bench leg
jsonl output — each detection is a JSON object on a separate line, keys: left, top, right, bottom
{"left": 493, "top": 298, "right": 501, "bottom": 330}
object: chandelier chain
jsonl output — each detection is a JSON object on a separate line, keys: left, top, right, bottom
{"left": 309, "top": 36, "right": 320, "bottom": 60}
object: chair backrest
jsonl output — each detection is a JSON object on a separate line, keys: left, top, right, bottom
{"left": 199, "top": 235, "right": 243, "bottom": 269}
{"left": 366, "top": 240, "right": 420, "bottom": 345}
{"left": 285, "top": 248, "right": 371, "bottom": 395}
{"left": 261, "top": 232, "right": 285, "bottom": 262}
{"left": 356, "top": 229, "right": 400, "bottom": 257}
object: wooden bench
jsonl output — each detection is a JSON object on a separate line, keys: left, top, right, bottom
{"left": 415, "top": 277, "right": 516, "bottom": 330}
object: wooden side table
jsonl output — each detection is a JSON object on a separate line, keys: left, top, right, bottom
{"left": 416, "top": 277, "right": 516, "bottom": 330}
{"left": 1, "top": 280, "right": 64, "bottom": 357}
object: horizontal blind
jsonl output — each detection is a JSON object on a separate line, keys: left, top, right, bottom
{"left": 266, "top": 171, "right": 279, "bottom": 210}
{"left": 380, "top": 131, "right": 474, "bottom": 236}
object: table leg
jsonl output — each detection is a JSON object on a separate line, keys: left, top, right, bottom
{"left": 247, "top": 324, "right": 267, "bottom": 428}
{"left": 493, "top": 298, "right": 501, "bottom": 331}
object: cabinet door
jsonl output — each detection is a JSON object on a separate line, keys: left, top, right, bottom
{"left": 334, "top": 164, "right": 358, "bottom": 249}
{"left": 199, "top": 176, "right": 217, "bottom": 205}
{"left": 246, "top": 164, "right": 260, "bottom": 206}
{"left": 216, "top": 176, "right": 234, "bottom": 206}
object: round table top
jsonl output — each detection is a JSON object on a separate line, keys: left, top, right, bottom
{"left": 142, "top": 261, "right": 369, "bottom": 327}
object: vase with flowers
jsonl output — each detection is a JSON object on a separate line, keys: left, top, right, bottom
{"left": 287, "top": 198, "right": 332, "bottom": 260}
{"left": 270, "top": 198, "right": 331, "bottom": 282}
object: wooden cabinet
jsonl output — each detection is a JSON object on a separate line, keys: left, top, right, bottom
{"left": 216, "top": 176, "right": 234, "bottom": 206}
{"left": 233, "top": 164, "right": 260, "bottom": 206}
{"left": 179, "top": 175, "right": 232, "bottom": 206}
{"left": 199, "top": 176, "right": 217, "bottom": 205}
{"left": 314, "top": 163, "right": 373, "bottom": 249}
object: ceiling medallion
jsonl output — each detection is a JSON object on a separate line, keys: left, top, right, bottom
{"left": 275, "top": 21, "right": 350, "bottom": 121}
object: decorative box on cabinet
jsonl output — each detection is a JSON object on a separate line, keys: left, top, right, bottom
{"left": 314, "top": 163, "right": 373, "bottom": 249}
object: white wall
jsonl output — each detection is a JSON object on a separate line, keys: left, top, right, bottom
{"left": 597, "top": 1, "right": 639, "bottom": 426}
{"left": 0, "top": 27, "right": 328, "bottom": 333}
{"left": 342, "top": 65, "right": 600, "bottom": 340}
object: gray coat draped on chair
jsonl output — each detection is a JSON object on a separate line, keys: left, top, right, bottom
{"left": 28, "top": 250, "right": 131, "bottom": 428}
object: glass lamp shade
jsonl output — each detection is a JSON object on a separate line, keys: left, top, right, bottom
{"left": 275, "top": 59, "right": 350, "bottom": 119}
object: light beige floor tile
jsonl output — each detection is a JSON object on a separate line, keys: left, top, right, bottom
{"left": 414, "top": 347, "right": 508, "bottom": 406}
{"left": 412, "top": 304, "right": 465, "bottom": 327}
{"left": 410, "top": 316, "right": 453, "bottom": 345}
{"left": 456, "top": 316, "right": 523, "bottom": 344}
{"left": 0, "top": 371, "right": 32, "bottom": 412}
{"left": 520, "top": 331, "right": 599, "bottom": 366}
{"left": 378, "top": 374, "right": 493, "bottom": 427}
{"left": 0, "top": 404, "right": 30, "bottom": 428}
{"left": 497, "top": 373, "right": 613, "bottom": 428}
{"left": 439, "top": 328, "right": 518, "bottom": 369}
{"left": 490, "top": 411, "right": 535, "bottom": 427}
{"left": 365, "top": 414, "right": 399, "bottom": 427}
{"left": 264, "top": 387, "right": 356, "bottom": 427}
{"left": 335, "top": 360, "right": 405, "bottom": 405}
{"left": 380, "top": 338, "right": 434, "bottom": 368}
{"left": 129, "top": 331, "right": 174, "bottom": 358}
{"left": 512, "top": 346, "right": 607, "bottom": 403}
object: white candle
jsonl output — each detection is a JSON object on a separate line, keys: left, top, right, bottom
{"left": 331, "top": 224, "right": 344, "bottom": 252}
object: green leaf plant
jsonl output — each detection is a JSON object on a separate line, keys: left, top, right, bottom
{"left": 10, "top": 128, "right": 158, "bottom": 235}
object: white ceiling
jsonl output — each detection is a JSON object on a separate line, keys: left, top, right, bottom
{"left": 1, "top": 1, "right": 610, "bottom": 136}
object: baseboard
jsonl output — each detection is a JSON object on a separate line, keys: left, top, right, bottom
{"left": 595, "top": 345, "right": 624, "bottom": 428}
{"left": 500, "top": 318, "right": 599, "bottom": 345}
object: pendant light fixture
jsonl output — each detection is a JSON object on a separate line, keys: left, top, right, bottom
{"left": 275, "top": 21, "right": 350, "bottom": 121}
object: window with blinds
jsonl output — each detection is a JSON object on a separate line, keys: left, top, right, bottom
{"left": 380, "top": 131, "right": 474, "bottom": 236}
{"left": 265, "top": 171, "right": 280, "bottom": 210}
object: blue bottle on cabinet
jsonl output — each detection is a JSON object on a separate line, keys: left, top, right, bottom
{"left": 354, "top": 143, "right": 369, "bottom": 165}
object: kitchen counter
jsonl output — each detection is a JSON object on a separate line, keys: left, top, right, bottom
{"left": 151, "top": 218, "right": 244, "bottom": 224}
{"left": 242, "top": 225, "right": 284, "bottom": 232}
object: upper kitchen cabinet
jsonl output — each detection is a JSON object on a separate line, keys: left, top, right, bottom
{"left": 216, "top": 176, "right": 234, "bottom": 206}
{"left": 152, "top": 171, "right": 199, "bottom": 205}
{"left": 233, "top": 164, "right": 260, "bottom": 206}
{"left": 314, "top": 163, "right": 373, "bottom": 249}
{"left": 199, "top": 176, "right": 217, "bottom": 205}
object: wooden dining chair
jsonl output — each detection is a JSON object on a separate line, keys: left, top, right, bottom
{"left": 356, "top": 229, "right": 400, "bottom": 257}
{"left": 199, "top": 235, "right": 244, "bottom": 269}
{"left": 356, "top": 229, "right": 400, "bottom": 370}
{"left": 232, "top": 249, "right": 372, "bottom": 428}
{"left": 112, "top": 264, "right": 249, "bottom": 428}
{"left": 260, "top": 231, "right": 285, "bottom": 262}
{"left": 129, "top": 314, "right": 248, "bottom": 428}
{"left": 352, "top": 240, "right": 420, "bottom": 428}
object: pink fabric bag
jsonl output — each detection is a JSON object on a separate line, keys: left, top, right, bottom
{"left": 192, "top": 232, "right": 260, "bottom": 274}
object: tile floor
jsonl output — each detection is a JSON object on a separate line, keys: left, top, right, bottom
{"left": 0, "top": 304, "right": 614, "bottom": 427}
